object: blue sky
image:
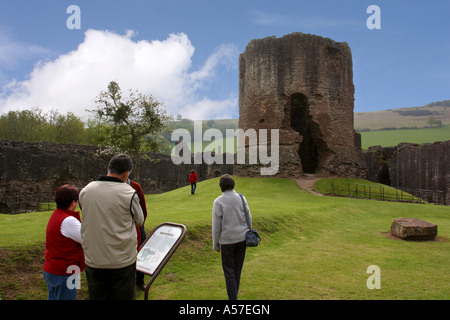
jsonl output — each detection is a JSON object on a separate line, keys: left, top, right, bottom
{"left": 0, "top": 0, "right": 449, "bottom": 120}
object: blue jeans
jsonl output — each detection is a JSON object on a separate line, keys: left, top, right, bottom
{"left": 43, "top": 270, "right": 77, "bottom": 300}
{"left": 191, "top": 182, "right": 196, "bottom": 194}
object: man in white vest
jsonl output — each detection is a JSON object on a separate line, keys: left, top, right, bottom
{"left": 80, "top": 154, "right": 144, "bottom": 300}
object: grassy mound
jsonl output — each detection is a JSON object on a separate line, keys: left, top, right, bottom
{"left": 0, "top": 177, "right": 449, "bottom": 300}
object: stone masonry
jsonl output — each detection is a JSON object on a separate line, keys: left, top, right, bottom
{"left": 365, "top": 141, "right": 449, "bottom": 205}
{"left": 236, "top": 32, "right": 366, "bottom": 177}
{"left": 0, "top": 140, "right": 233, "bottom": 213}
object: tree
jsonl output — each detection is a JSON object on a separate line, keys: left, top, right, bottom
{"left": 0, "top": 108, "right": 88, "bottom": 144}
{"left": 91, "top": 81, "right": 172, "bottom": 181}
{"left": 0, "top": 108, "right": 45, "bottom": 141}
{"left": 426, "top": 116, "right": 442, "bottom": 128}
{"left": 43, "top": 110, "right": 86, "bottom": 143}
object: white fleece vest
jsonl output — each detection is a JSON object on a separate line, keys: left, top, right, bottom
{"left": 80, "top": 180, "right": 138, "bottom": 269}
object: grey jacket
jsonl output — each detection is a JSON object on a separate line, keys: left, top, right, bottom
{"left": 212, "top": 189, "right": 251, "bottom": 251}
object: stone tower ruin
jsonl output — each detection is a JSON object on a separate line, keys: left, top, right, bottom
{"left": 236, "top": 32, "right": 366, "bottom": 177}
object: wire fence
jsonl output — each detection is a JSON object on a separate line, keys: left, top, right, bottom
{"left": 329, "top": 182, "right": 447, "bottom": 206}
{"left": 0, "top": 182, "right": 447, "bottom": 214}
{"left": 398, "top": 187, "right": 447, "bottom": 206}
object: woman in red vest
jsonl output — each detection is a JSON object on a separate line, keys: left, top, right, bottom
{"left": 43, "top": 184, "right": 85, "bottom": 300}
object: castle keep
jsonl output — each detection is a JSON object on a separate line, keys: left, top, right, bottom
{"left": 236, "top": 33, "right": 365, "bottom": 177}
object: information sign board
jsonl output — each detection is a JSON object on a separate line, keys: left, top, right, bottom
{"left": 136, "top": 222, "right": 187, "bottom": 299}
{"left": 137, "top": 223, "right": 185, "bottom": 275}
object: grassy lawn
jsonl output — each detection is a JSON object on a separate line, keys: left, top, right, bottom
{"left": 0, "top": 177, "right": 449, "bottom": 300}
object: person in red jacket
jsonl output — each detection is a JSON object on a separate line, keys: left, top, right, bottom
{"left": 43, "top": 184, "right": 85, "bottom": 300}
{"left": 189, "top": 169, "right": 198, "bottom": 194}
{"left": 127, "top": 178, "right": 148, "bottom": 291}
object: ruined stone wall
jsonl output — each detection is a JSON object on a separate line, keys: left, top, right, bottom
{"left": 0, "top": 140, "right": 233, "bottom": 213}
{"left": 237, "top": 32, "right": 366, "bottom": 178}
{"left": 365, "top": 141, "right": 449, "bottom": 204}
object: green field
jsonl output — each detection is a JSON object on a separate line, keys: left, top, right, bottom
{"left": 360, "top": 125, "right": 450, "bottom": 149}
{"left": 1, "top": 177, "right": 449, "bottom": 300}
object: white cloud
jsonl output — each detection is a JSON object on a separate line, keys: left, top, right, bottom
{"left": 0, "top": 29, "right": 52, "bottom": 87}
{"left": 179, "top": 96, "right": 238, "bottom": 120}
{"left": 250, "top": 10, "right": 359, "bottom": 29}
{"left": 251, "top": 10, "right": 287, "bottom": 26}
{"left": 0, "top": 29, "right": 238, "bottom": 120}
{"left": 190, "top": 43, "right": 239, "bottom": 82}
{"left": 0, "top": 30, "right": 51, "bottom": 68}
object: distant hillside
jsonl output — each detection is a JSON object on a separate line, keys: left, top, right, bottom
{"left": 354, "top": 100, "right": 450, "bottom": 131}
{"left": 359, "top": 125, "right": 450, "bottom": 149}
{"left": 170, "top": 100, "right": 449, "bottom": 151}
{"left": 202, "top": 100, "right": 450, "bottom": 132}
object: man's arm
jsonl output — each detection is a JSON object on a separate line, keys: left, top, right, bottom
{"left": 131, "top": 193, "right": 144, "bottom": 227}
{"left": 212, "top": 200, "right": 222, "bottom": 252}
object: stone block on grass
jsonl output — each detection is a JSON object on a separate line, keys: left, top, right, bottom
{"left": 390, "top": 218, "right": 437, "bottom": 240}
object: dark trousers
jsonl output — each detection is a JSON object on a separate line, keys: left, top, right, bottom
{"left": 136, "top": 226, "right": 147, "bottom": 285}
{"left": 190, "top": 182, "right": 196, "bottom": 194}
{"left": 85, "top": 262, "right": 136, "bottom": 300}
{"left": 221, "top": 241, "right": 246, "bottom": 300}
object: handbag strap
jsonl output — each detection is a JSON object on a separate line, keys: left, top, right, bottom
{"left": 238, "top": 193, "right": 251, "bottom": 230}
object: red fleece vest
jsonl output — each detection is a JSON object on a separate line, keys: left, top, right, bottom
{"left": 43, "top": 208, "right": 85, "bottom": 275}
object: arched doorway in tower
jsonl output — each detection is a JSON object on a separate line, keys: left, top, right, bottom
{"left": 290, "top": 93, "right": 318, "bottom": 173}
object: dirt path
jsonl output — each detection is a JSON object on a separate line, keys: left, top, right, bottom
{"left": 292, "top": 174, "right": 328, "bottom": 196}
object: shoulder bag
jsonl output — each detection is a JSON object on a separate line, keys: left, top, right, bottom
{"left": 238, "top": 193, "right": 260, "bottom": 247}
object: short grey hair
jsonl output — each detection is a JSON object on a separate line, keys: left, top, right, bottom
{"left": 108, "top": 154, "right": 133, "bottom": 175}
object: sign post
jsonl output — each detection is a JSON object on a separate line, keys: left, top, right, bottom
{"left": 136, "top": 222, "right": 187, "bottom": 300}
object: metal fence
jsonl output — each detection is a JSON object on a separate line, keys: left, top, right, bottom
{"left": 398, "top": 187, "right": 447, "bottom": 206}
{"left": 330, "top": 182, "right": 446, "bottom": 206}
{"left": 1, "top": 182, "right": 447, "bottom": 214}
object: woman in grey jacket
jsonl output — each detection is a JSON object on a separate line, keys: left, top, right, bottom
{"left": 212, "top": 174, "right": 251, "bottom": 300}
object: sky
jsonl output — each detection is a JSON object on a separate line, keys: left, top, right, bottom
{"left": 0, "top": 0, "right": 449, "bottom": 121}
